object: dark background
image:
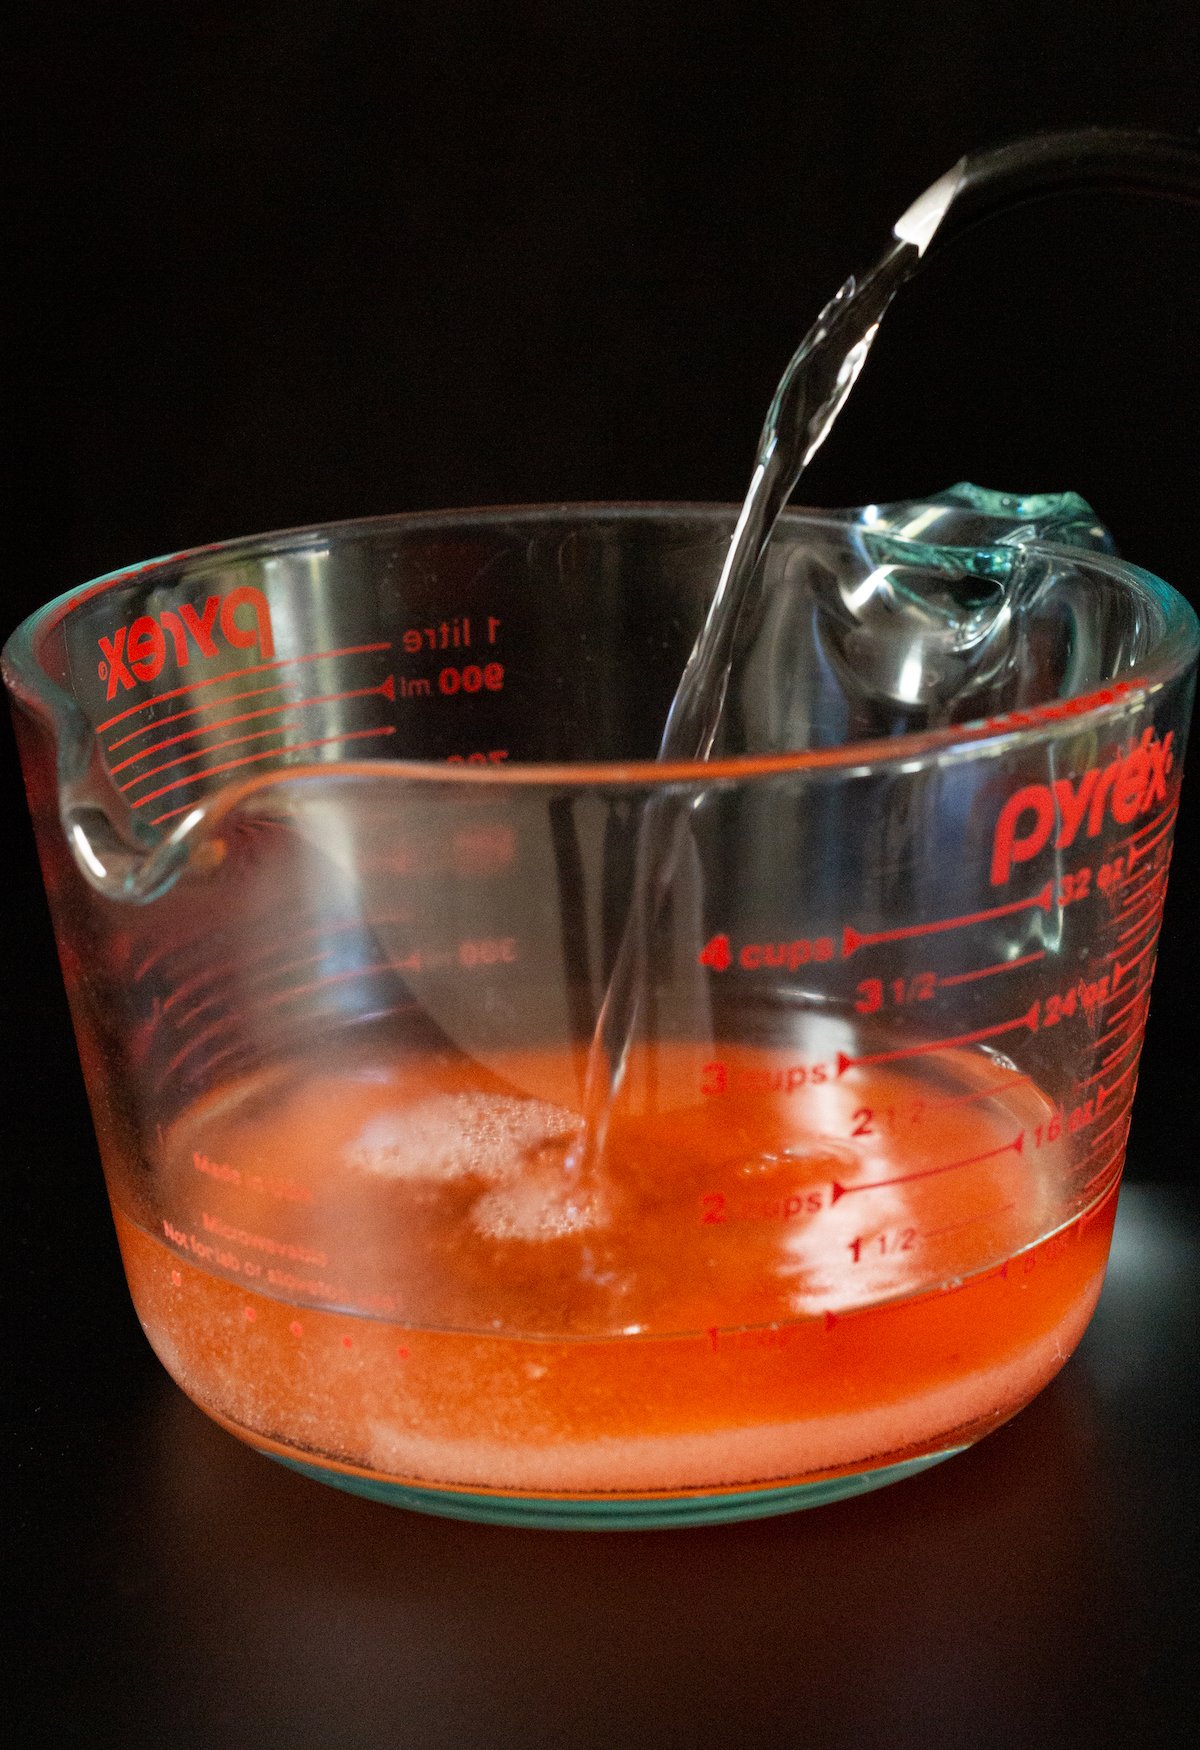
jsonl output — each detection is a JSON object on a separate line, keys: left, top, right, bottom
{"left": 4, "top": 8, "right": 1198, "bottom": 1746}
{"left": 6, "top": 2, "right": 1199, "bottom": 1184}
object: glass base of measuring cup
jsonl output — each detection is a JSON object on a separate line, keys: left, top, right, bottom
{"left": 261, "top": 1445, "right": 967, "bottom": 1528}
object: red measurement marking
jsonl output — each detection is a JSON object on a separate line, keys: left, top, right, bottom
{"left": 1090, "top": 1011, "right": 1148, "bottom": 1067}
{"left": 108, "top": 677, "right": 395, "bottom": 774}
{"left": 289, "top": 1321, "right": 303, "bottom": 1337}
{"left": 132, "top": 941, "right": 181, "bottom": 983}
{"left": 176, "top": 1040, "right": 248, "bottom": 1089}
{"left": 107, "top": 678, "right": 290, "bottom": 749}
{"left": 257, "top": 960, "right": 422, "bottom": 1012}
{"left": 1115, "top": 852, "right": 1170, "bottom": 895}
{"left": 1098, "top": 1027, "right": 1144, "bottom": 1075}
{"left": 1123, "top": 807, "right": 1178, "bottom": 868}
{"left": 161, "top": 913, "right": 415, "bottom": 1025}
{"left": 151, "top": 802, "right": 207, "bottom": 825}
{"left": 1108, "top": 867, "right": 1166, "bottom": 916}
{"left": 396, "top": 1345, "right": 410, "bottom": 1360}
{"left": 1106, "top": 893, "right": 1165, "bottom": 942}
{"left": 1094, "top": 1012, "right": 1146, "bottom": 1059}
{"left": 836, "top": 1001, "right": 1040, "bottom": 1075}
{"left": 341, "top": 1336, "right": 353, "bottom": 1349}
{"left": 132, "top": 724, "right": 396, "bottom": 808}
{"left": 244, "top": 1306, "right": 256, "bottom": 1323}
{"left": 919, "top": 1074, "right": 1032, "bottom": 1115}
{"left": 158, "top": 954, "right": 257, "bottom": 1018}
{"left": 1076, "top": 1104, "right": 1134, "bottom": 1167}
{"left": 1093, "top": 989, "right": 1150, "bottom": 1046}
{"left": 1096, "top": 1060, "right": 1139, "bottom": 1110}
{"left": 175, "top": 944, "right": 402, "bottom": 1031}
{"left": 1104, "top": 929, "right": 1161, "bottom": 988}
{"left": 159, "top": 1014, "right": 249, "bottom": 1082}
{"left": 160, "top": 964, "right": 421, "bottom": 1082}
{"left": 1099, "top": 966, "right": 1152, "bottom": 1012}
{"left": 831, "top": 1132, "right": 1024, "bottom": 1200}
{"left": 96, "top": 640, "right": 393, "bottom": 732}
{"left": 841, "top": 883, "right": 1052, "bottom": 958}
{"left": 937, "top": 949, "right": 1045, "bottom": 988}
{"left": 1112, "top": 866, "right": 1165, "bottom": 905}
{"left": 121, "top": 724, "right": 286, "bottom": 789}
{"left": 1114, "top": 799, "right": 1178, "bottom": 852}
{"left": 1113, "top": 906, "right": 1165, "bottom": 950}
{"left": 921, "top": 1200, "right": 1017, "bottom": 1243}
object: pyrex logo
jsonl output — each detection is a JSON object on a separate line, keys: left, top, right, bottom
{"left": 990, "top": 727, "right": 1174, "bottom": 886}
{"left": 97, "top": 586, "right": 275, "bottom": 702}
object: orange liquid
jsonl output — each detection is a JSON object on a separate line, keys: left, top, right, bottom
{"left": 112, "top": 1040, "right": 1118, "bottom": 1501}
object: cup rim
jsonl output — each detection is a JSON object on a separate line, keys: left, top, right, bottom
{"left": 5, "top": 500, "right": 1198, "bottom": 797}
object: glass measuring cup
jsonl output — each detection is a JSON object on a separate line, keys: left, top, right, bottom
{"left": 5, "top": 488, "right": 1196, "bottom": 1527}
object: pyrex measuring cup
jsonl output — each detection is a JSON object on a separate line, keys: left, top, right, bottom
{"left": 5, "top": 487, "right": 1196, "bottom": 1527}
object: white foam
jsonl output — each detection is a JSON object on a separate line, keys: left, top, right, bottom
{"left": 471, "top": 1168, "right": 608, "bottom": 1243}
{"left": 344, "top": 1093, "right": 578, "bottom": 1184}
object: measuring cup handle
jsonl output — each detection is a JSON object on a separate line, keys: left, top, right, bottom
{"left": 913, "top": 127, "right": 1200, "bottom": 261}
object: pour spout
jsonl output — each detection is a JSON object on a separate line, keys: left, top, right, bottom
{"left": 56, "top": 718, "right": 206, "bottom": 902}
{"left": 60, "top": 796, "right": 201, "bottom": 903}
{"left": 2, "top": 659, "right": 206, "bottom": 903}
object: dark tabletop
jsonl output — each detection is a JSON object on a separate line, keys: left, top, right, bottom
{"left": 7, "top": 1168, "right": 1197, "bottom": 1750}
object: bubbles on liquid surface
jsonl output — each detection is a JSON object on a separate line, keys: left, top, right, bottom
{"left": 731, "top": 1143, "right": 855, "bottom": 1181}
{"left": 344, "top": 1092, "right": 579, "bottom": 1186}
{"left": 471, "top": 1145, "right": 609, "bottom": 1244}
